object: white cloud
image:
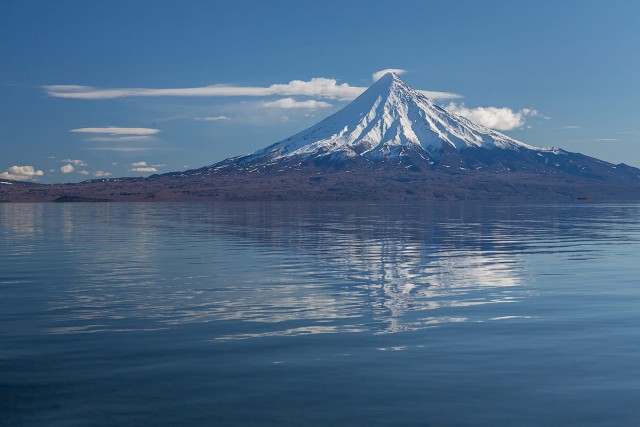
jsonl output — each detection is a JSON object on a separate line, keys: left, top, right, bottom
{"left": 84, "top": 146, "right": 153, "bottom": 152}
{"left": 0, "top": 165, "right": 44, "bottom": 181}
{"left": 263, "top": 98, "right": 332, "bottom": 109}
{"left": 271, "top": 79, "right": 366, "bottom": 100}
{"left": 78, "top": 170, "right": 90, "bottom": 175}
{"left": 70, "top": 127, "right": 160, "bottom": 135}
{"left": 521, "top": 108, "right": 549, "bottom": 120}
{"left": 559, "top": 125, "right": 580, "bottom": 129}
{"left": 445, "top": 103, "right": 541, "bottom": 131}
{"left": 130, "top": 167, "right": 158, "bottom": 173}
{"left": 71, "top": 128, "right": 159, "bottom": 146}
{"left": 372, "top": 68, "right": 407, "bottom": 82}
{"left": 94, "top": 171, "right": 112, "bottom": 177}
{"left": 62, "top": 158, "right": 87, "bottom": 166}
{"left": 45, "top": 79, "right": 362, "bottom": 100}
{"left": 596, "top": 138, "right": 618, "bottom": 141}
{"left": 194, "top": 116, "right": 231, "bottom": 121}
{"left": 85, "top": 135, "right": 156, "bottom": 142}
{"left": 129, "top": 161, "right": 163, "bottom": 171}
{"left": 45, "top": 75, "right": 461, "bottom": 101}
{"left": 61, "top": 164, "right": 75, "bottom": 173}
{"left": 417, "top": 90, "right": 463, "bottom": 100}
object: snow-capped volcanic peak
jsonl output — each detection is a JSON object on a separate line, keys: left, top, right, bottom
{"left": 240, "top": 72, "right": 536, "bottom": 164}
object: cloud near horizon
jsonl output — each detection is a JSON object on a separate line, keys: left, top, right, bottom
{"left": 130, "top": 167, "right": 158, "bottom": 173}
{"left": 128, "top": 161, "right": 159, "bottom": 173}
{"left": 0, "top": 165, "right": 44, "bottom": 181}
{"left": 445, "top": 103, "right": 541, "bottom": 131}
{"left": 62, "top": 158, "right": 88, "bottom": 166}
{"left": 60, "top": 164, "right": 75, "bottom": 173}
{"left": 44, "top": 73, "right": 462, "bottom": 101}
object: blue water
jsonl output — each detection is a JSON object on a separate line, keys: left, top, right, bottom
{"left": 2, "top": 202, "right": 640, "bottom": 426}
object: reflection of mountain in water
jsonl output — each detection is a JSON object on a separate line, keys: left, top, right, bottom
{"left": 4, "top": 203, "right": 631, "bottom": 339}
{"left": 165, "top": 203, "right": 537, "bottom": 337}
{"left": 184, "top": 202, "right": 628, "bottom": 338}
{"left": 281, "top": 214, "right": 526, "bottom": 334}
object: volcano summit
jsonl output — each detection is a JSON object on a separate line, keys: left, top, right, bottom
{"left": 3, "top": 73, "right": 640, "bottom": 202}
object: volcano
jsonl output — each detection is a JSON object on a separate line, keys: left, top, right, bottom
{"left": 3, "top": 73, "right": 640, "bottom": 202}
{"left": 175, "top": 73, "right": 640, "bottom": 183}
{"left": 215, "top": 72, "right": 540, "bottom": 169}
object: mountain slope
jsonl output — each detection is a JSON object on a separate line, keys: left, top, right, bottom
{"left": 241, "top": 72, "right": 537, "bottom": 164}
{"left": 175, "top": 73, "right": 637, "bottom": 184}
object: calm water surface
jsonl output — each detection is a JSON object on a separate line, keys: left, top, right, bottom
{"left": 1, "top": 202, "right": 640, "bottom": 426}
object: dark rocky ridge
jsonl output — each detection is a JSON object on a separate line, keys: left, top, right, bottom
{"left": 2, "top": 163, "right": 639, "bottom": 203}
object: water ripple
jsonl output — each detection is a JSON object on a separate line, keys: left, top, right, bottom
{"left": 2, "top": 202, "right": 639, "bottom": 341}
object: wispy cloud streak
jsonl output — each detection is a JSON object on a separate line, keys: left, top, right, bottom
{"left": 70, "top": 127, "right": 160, "bottom": 135}
{"left": 45, "top": 77, "right": 461, "bottom": 101}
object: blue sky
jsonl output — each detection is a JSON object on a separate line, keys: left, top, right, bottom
{"left": 1, "top": 0, "right": 639, "bottom": 182}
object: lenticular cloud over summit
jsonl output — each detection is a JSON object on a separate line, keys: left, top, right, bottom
{"left": 372, "top": 69, "right": 407, "bottom": 82}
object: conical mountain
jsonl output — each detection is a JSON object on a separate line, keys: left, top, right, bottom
{"left": 226, "top": 72, "right": 539, "bottom": 169}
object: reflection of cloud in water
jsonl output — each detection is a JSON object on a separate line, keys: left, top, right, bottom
{"left": 191, "top": 235, "right": 527, "bottom": 339}
{"left": 207, "top": 213, "right": 531, "bottom": 338}
{"left": 306, "top": 229, "right": 527, "bottom": 334}
{"left": 0, "top": 203, "right": 45, "bottom": 237}
{"left": 217, "top": 325, "right": 367, "bottom": 341}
